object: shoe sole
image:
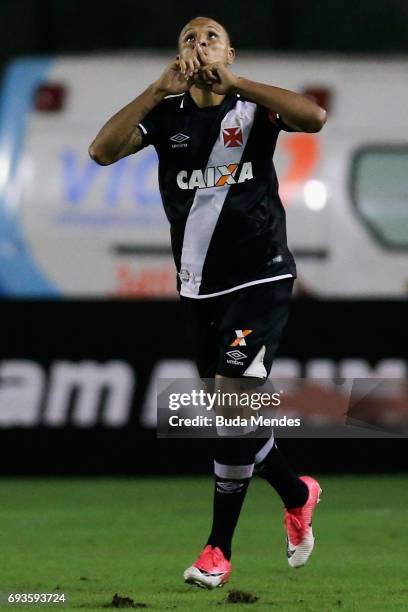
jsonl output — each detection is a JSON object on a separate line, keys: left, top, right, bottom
{"left": 184, "top": 576, "right": 227, "bottom": 589}
{"left": 184, "top": 567, "right": 228, "bottom": 589}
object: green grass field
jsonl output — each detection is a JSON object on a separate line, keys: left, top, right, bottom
{"left": 0, "top": 476, "right": 407, "bottom": 611}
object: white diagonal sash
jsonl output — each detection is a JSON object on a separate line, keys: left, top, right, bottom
{"left": 179, "top": 101, "right": 257, "bottom": 297}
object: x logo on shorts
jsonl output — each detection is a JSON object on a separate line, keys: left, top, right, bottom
{"left": 230, "top": 329, "right": 253, "bottom": 347}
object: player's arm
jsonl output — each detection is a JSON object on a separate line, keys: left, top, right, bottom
{"left": 232, "top": 77, "right": 326, "bottom": 133}
{"left": 196, "top": 46, "right": 326, "bottom": 133}
{"left": 88, "top": 86, "right": 164, "bottom": 165}
{"left": 89, "top": 58, "right": 190, "bottom": 165}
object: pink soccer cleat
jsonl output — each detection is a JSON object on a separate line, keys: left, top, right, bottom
{"left": 184, "top": 545, "right": 231, "bottom": 589}
{"left": 284, "top": 476, "right": 322, "bottom": 568}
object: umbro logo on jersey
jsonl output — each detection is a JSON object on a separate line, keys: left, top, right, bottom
{"left": 170, "top": 133, "right": 189, "bottom": 148}
{"left": 223, "top": 127, "right": 243, "bottom": 148}
{"left": 170, "top": 133, "right": 189, "bottom": 143}
{"left": 230, "top": 329, "right": 253, "bottom": 347}
{"left": 177, "top": 161, "right": 253, "bottom": 190}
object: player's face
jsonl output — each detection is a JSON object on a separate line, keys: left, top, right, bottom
{"left": 178, "top": 19, "right": 235, "bottom": 66}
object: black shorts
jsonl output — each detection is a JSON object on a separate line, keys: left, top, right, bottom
{"left": 181, "top": 278, "right": 294, "bottom": 381}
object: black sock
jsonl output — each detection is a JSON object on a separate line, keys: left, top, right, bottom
{"left": 256, "top": 442, "right": 308, "bottom": 509}
{"left": 206, "top": 475, "right": 251, "bottom": 560}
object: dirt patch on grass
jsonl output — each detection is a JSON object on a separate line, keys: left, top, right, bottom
{"left": 103, "top": 593, "right": 149, "bottom": 608}
{"left": 224, "top": 590, "right": 259, "bottom": 604}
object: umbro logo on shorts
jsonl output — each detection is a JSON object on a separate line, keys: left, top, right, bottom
{"left": 226, "top": 350, "right": 247, "bottom": 360}
{"left": 226, "top": 349, "right": 247, "bottom": 366}
{"left": 230, "top": 329, "right": 253, "bottom": 347}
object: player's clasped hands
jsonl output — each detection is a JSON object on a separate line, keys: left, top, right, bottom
{"left": 155, "top": 45, "right": 237, "bottom": 97}
{"left": 177, "top": 46, "right": 201, "bottom": 79}
{"left": 177, "top": 45, "right": 215, "bottom": 91}
{"left": 179, "top": 44, "right": 237, "bottom": 94}
{"left": 184, "top": 45, "right": 219, "bottom": 88}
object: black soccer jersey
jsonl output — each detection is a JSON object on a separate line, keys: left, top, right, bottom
{"left": 138, "top": 90, "right": 296, "bottom": 298}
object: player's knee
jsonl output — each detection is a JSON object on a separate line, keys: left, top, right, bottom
{"left": 213, "top": 435, "right": 259, "bottom": 467}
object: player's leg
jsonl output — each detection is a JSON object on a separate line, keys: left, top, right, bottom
{"left": 184, "top": 279, "right": 293, "bottom": 588}
{"left": 254, "top": 436, "right": 322, "bottom": 567}
{"left": 183, "top": 279, "right": 321, "bottom": 586}
{"left": 205, "top": 375, "right": 262, "bottom": 555}
{"left": 215, "top": 278, "right": 322, "bottom": 568}
{"left": 255, "top": 435, "right": 309, "bottom": 509}
{"left": 179, "top": 294, "right": 220, "bottom": 380}
{"left": 181, "top": 295, "right": 241, "bottom": 588}
{"left": 184, "top": 375, "right": 259, "bottom": 588}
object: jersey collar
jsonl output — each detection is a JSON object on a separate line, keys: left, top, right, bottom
{"left": 180, "top": 90, "right": 240, "bottom": 111}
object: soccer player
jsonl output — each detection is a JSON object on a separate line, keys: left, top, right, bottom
{"left": 89, "top": 16, "right": 326, "bottom": 589}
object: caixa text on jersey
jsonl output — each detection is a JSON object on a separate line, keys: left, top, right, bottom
{"left": 177, "top": 162, "right": 253, "bottom": 190}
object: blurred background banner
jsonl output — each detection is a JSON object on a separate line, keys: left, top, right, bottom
{"left": 0, "top": 0, "right": 407, "bottom": 474}
{"left": 0, "top": 54, "right": 407, "bottom": 298}
{"left": 0, "top": 299, "right": 406, "bottom": 474}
